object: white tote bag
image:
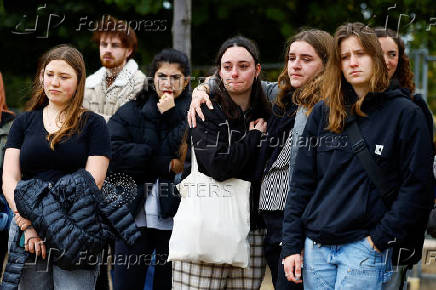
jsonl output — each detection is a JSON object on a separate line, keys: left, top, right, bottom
{"left": 168, "top": 123, "right": 251, "bottom": 268}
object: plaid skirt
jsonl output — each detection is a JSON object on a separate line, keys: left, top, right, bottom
{"left": 172, "top": 229, "right": 266, "bottom": 289}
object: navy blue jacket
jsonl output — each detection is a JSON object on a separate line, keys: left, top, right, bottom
{"left": 108, "top": 88, "right": 191, "bottom": 217}
{"left": 281, "top": 87, "right": 434, "bottom": 257}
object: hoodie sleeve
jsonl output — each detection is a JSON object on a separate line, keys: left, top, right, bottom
{"left": 261, "top": 81, "right": 279, "bottom": 102}
{"left": 281, "top": 103, "right": 322, "bottom": 257}
{"left": 370, "top": 106, "right": 434, "bottom": 252}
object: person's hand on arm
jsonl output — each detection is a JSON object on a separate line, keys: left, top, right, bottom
{"left": 24, "top": 227, "right": 46, "bottom": 259}
{"left": 188, "top": 82, "right": 213, "bottom": 128}
{"left": 249, "top": 118, "right": 267, "bottom": 134}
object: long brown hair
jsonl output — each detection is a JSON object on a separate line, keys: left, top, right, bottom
{"left": 210, "top": 36, "right": 271, "bottom": 121}
{"left": 375, "top": 28, "right": 415, "bottom": 93}
{"left": 0, "top": 72, "right": 15, "bottom": 120}
{"left": 276, "top": 29, "right": 333, "bottom": 112}
{"left": 27, "top": 44, "right": 87, "bottom": 150}
{"left": 323, "top": 23, "right": 389, "bottom": 133}
{"left": 179, "top": 36, "right": 272, "bottom": 165}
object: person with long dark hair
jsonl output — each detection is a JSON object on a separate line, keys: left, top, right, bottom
{"left": 281, "top": 23, "right": 433, "bottom": 289}
{"left": 172, "top": 36, "right": 271, "bottom": 289}
{"left": 375, "top": 27, "right": 434, "bottom": 290}
{"left": 108, "top": 48, "right": 191, "bottom": 290}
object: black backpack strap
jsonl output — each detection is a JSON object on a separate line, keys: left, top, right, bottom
{"left": 344, "top": 115, "right": 396, "bottom": 205}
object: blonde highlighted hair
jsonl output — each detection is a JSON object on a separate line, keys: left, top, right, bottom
{"left": 323, "top": 23, "right": 389, "bottom": 133}
{"left": 276, "top": 29, "right": 333, "bottom": 113}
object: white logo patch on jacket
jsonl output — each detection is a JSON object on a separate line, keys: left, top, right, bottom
{"left": 375, "top": 145, "right": 384, "bottom": 156}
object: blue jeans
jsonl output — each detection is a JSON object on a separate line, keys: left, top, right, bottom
{"left": 382, "top": 264, "right": 408, "bottom": 290}
{"left": 8, "top": 219, "right": 99, "bottom": 290}
{"left": 303, "top": 237, "right": 393, "bottom": 290}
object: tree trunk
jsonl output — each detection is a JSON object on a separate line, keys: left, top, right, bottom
{"left": 172, "top": 0, "right": 191, "bottom": 62}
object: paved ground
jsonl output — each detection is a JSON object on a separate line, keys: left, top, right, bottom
{"left": 2, "top": 238, "right": 436, "bottom": 289}
{"left": 260, "top": 265, "right": 274, "bottom": 290}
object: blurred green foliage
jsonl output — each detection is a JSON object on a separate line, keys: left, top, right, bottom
{"left": 0, "top": 0, "right": 434, "bottom": 112}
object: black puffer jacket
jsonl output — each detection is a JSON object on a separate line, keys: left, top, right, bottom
{"left": 107, "top": 88, "right": 191, "bottom": 218}
{"left": 1, "top": 169, "right": 140, "bottom": 290}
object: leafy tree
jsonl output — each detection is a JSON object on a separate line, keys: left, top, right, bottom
{"left": 0, "top": 0, "right": 434, "bottom": 110}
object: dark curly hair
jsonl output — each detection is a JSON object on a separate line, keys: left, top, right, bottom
{"left": 136, "top": 48, "right": 191, "bottom": 105}
{"left": 375, "top": 28, "right": 415, "bottom": 94}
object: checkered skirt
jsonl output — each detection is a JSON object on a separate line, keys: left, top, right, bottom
{"left": 172, "top": 230, "right": 266, "bottom": 289}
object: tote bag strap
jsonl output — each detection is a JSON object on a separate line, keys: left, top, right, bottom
{"left": 190, "top": 120, "right": 231, "bottom": 174}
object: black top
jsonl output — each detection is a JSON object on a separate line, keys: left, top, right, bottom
{"left": 6, "top": 109, "right": 111, "bottom": 183}
{"left": 108, "top": 89, "right": 191, "bottom": 184}
{"left": 108, "top": 89, "right": 191, "bottom": 217}
{"left": 189, "top": 101, "right": 265, "bottom": 229}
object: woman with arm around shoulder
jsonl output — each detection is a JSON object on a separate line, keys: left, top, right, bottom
{"left": 172, "top": 36, "right": 271, "bottom": 290}
{"left": 281, "top": 23, "right": 434, "bottom": 289}
{"left": 2, "top": 44, "right": 110, "bottom": 289}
